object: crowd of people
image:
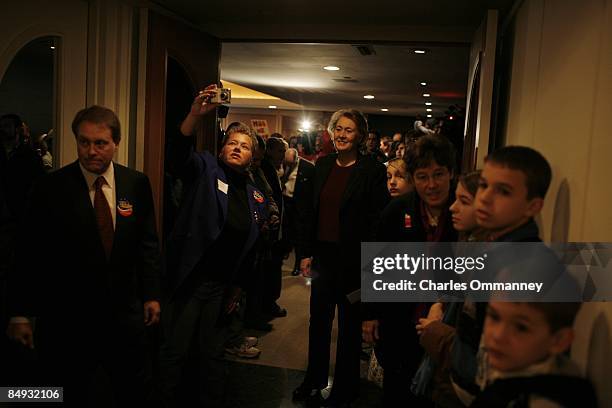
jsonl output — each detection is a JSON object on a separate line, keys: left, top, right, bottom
{"left": 0, "top": 83, "right": 597, "bottom": 407}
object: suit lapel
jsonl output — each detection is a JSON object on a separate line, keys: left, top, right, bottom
{"left": 294, "top": 160, "right": 304, "bottom": 199}
{"left": 340, "top": 155, "right": 363, "bottom": 209}
{"left": 314, "top": 155, "right": 335, "bottom": 208}
{"left": 112, "top": 164, "right": 128, "bottom": 261}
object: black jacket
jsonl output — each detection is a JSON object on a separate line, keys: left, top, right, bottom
{"left": 291, "top": 157, "right": 315, "bottom": 205}
{"left": 377, "top": 189, "right": 458, "bottom": 243}
{"left": 370, "top": 189, "right": 458, "bottom": 369}
{"left": 9, "top": 161, "right": 161, "bottom": 336}
{"left": 297, "top": 153, "right": 389, "bottom": 293}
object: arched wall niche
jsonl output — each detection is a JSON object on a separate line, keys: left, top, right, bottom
{"left": 0, "top": 36, "right": 60, "bottom": 169}
{"left": 0, "top": 0, "right": 88, "bottom": 167}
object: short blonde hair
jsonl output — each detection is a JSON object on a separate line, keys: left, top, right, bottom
{"left": 327, "top": 109, "right": 368, "bottom": 143}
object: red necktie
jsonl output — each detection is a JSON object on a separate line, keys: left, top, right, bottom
{"left": 94, "top": 176, "right": 114, "bottom": 259}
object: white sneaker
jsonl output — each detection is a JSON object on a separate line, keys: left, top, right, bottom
{"left": 244, "top": 336, "right": 258, "bottom": 348}
{"left": 225, "top": 343, "right": 261, "bottom": 359}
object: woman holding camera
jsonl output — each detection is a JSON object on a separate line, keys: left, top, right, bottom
{"left": 160, "top": 85, "right": 268, "bottom": 407}
{"left": 293, "top": 109, "right": 389, "bottom": 407}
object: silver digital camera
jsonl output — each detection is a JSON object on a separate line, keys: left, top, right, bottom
{"left": 210, "top": 88, "right": 231, "bottom": 104}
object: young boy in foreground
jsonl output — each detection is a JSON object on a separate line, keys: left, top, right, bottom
{"left": 447, "top": 146, "right": 554, "bottom": 405}
{"left": 472, "top": 302, "right": 596, "bottom": 407}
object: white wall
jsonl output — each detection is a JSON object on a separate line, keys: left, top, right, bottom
{"left": 505, "top": 0, "right": 612, "bottom": 243}
{"left": 504, "top": 0, "right": 612, "bottom": 405}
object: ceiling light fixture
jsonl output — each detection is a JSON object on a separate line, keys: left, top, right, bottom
{"left": 50, "top": 46, "right": 55, "bottom": 50}
{"left": 414, "top": 50, "right": 426, "bottom": 54}
{"left": 323, "top": 65, "right": 340, "bottom": 71}
{"left": 427, "top": 114, "right": 432, "bottom": 118}
{"left": 423, "top": 93, "right": 430, "bottom": 97}
{"left": 363, "top": 95, "right": 375, "bottom": 99}
{"left": 420, "top": 82, "right": 427, "bottom": 86}
{"left": 425, "top": 102, "right": 432, "bottom": 106}
{"left": 268, "top": 105, "right": 277, "bottom": 109}
{"left": 426, "top": 108, "right": 432, "bottom": 112}
{"left": 381, "top": 108, "right": 389, "bottom": 112}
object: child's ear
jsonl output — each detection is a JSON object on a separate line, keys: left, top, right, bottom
{"left": 550, "top": 327, "right": 574, "bottom": 355}
{"left": 525, "top": 197, "right": 544, "bottom": 217}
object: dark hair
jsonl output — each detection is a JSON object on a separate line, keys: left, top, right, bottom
{"left": 485, "top": 146, "right": 552, "bottom": 199}
{"left": 524, "top": 302, "right": 582, "bottom": 332}
{"left": 255, "top": 135, "right": 266, "bottom": 151}
{"left": 368, "top": 130, "right": 381, "bottom": 140}
{"left": 458, "top": 170, "right": 482, "bottom": 197}
{"left": 328, "top": 109, "right": 368, "bottom": 143}
{"left": 0, "top": 113, "right": 23, "bottom": 129}
{"left": 425, "top": 118, "right": 438, "bottom": 128}
{"left": 72, "top": 105, "right": 121, "bottom": 143}
{"left": 223, "top": 121, "right": 257, "bottom": 149}
{"left": 406, "top": 135, "right": 455, "bottom": 175}
{"left": 266, "top": 136, "right": 288, "bottom": 152}
{"left": 403, "top": 129, "right": 419, "bottom": 140}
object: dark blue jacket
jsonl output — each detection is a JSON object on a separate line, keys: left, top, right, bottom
{"left": 165, "top": 141, "right": 267, "bottom": 296}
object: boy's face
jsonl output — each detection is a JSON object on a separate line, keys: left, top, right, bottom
{"left": 484, "top": 302, "right": 572, "bottom": 373}
{"left": 475, "top": 162, "right": 543, "bottom": 235}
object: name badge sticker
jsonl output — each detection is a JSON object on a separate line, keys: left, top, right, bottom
{"left": 218, "top": 179, "right": 229, "bottom": 194}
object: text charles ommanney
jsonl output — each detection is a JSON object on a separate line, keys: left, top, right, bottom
{"left": 372, "top": 279, "right": 544, "bottom": 293}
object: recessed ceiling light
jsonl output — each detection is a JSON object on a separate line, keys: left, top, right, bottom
{"left": 323, "top": 66, "right": 340, "bottom": 71}
{"left": 363, "top": 95, "right": 375, "bottom": 99}
{"left": 420, "top": 82, "right": 427, "bottom": 86}
{"left": 414, "top": 50, "right": 426, "bottom": 54}
{"left": 50, "top": 46, "right": 55, "bottom": 50}
{"left": 427, "top": 114, "right": 432, "bottom": 118}
{"left": 425, "top": 102, "right": 432, "bottom": 106}
{"left": 426, "top": 108, "right": 432, "bottom": 112}
{"left": 423, "top": 93, "right": 430, "bottom": 97}
{"left": 381, "top": 108, "right": 389, "bottom": 112}
{"left": 268, "top": 105, "right": 277, "bottom": 109}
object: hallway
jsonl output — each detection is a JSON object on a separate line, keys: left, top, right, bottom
{"left": 223, "top": 255, "right": 383, "bottom": 407}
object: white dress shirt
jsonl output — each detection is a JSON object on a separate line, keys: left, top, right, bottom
{"left": 283, "top": 158, "right": 300, "bottom": 199}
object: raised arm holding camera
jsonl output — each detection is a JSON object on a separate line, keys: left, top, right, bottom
{"left": 159, "top": 84, "right": 268, "bottom": 407}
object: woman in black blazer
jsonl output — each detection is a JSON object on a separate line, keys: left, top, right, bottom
{"left": 363, "top": 135, "right": 458, "bottom": 407}
{"left": 293, "top": 109, "right": 389, "bottom": 407}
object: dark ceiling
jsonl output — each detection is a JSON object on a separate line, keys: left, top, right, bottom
{"left": 151, "top": 0, "right": 516, "bottom": 116}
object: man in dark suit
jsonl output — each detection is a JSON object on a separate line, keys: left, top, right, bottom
{"left": 7, "top": 105, "right": 161, "bottom": 406}
{"left": 281, "top": 147, "right": 315, "bottom": 275}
